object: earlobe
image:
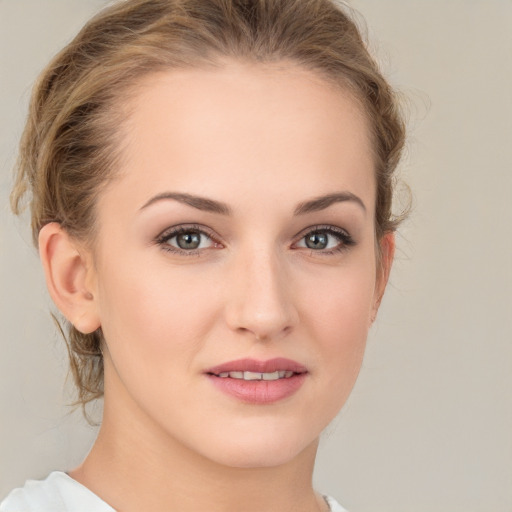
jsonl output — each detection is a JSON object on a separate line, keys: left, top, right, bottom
{"left": 38, "top": 223, "right": 100, "bottom": 334}
{"left": 371, "top": 232, "right": 395, "bottom": 324}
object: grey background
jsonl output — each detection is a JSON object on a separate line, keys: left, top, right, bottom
{"left": 1, "top": 1, "right": 511, "bottom": 511}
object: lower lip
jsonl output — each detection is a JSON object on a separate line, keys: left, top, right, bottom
{"left": 207, "top": 374, "right": 307, "bottom": 404}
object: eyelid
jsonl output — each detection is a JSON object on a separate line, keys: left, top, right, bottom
{"left": 293, "top": 224, "right": 351, "bottom": 239}
{"left": 291, "top": 224, "right": 355, "bottom": 252}
{"left": 156, "top": 223, "right": 214, "bottom": 241}
{"left": 155, "top": 224, "right": 223, "bottom": 254}
{"left": 154, "top": 223, "right": 355, "bottom": 256}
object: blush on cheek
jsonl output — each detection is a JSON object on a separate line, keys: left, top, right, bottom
{"left": 310, "top": 274, "right": 375, "bottom": 328}
{"left": 308, "top": 276, "right": 374, "bottom": 371}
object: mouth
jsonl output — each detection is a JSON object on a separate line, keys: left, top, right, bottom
{"left": 205, "top": 358, "right": 308, "bottom": 404}
{"left": 212, "top": 370, "right": 298, "bottom": 381}
{"left": 206, "top": 357, "right": 308, "bottom": 379}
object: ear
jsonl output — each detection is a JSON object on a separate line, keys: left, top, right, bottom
{"left": 371, "top": 231, "right": 395, "bottom": 324}
{"left": 39, "top": 223, "right": 100, "bottom": 334}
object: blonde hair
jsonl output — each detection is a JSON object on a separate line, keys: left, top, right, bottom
{"left": 11, "top": 0, "right": 407, "bottom": 408}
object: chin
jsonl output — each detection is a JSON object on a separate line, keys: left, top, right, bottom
{"left": 190, "top": 422, "right": 320, "bottom": 469}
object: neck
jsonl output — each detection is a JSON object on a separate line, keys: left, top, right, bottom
{"left": 70, "top": 370, "right": 325, "bottom": 512}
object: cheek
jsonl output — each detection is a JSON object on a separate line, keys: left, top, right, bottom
{"left": 95, "top": 259, "right": 219, "bottom": 369}
{"left": 305, "top": 259, "right": 376, "bottom": 334}
{"left": 95, "top": 262, "right": 224, "bottom": 418}
{"left": 301, "top": 261, "right": 376, "bottom": 385}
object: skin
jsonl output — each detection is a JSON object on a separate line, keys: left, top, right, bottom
{"left": 39, "top": 61, "right": 394, "bottom": 512}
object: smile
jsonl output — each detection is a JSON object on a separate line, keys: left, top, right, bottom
{"left": 216, "top": 370, "right": 296, "bottom": 380}
{"left": 205, "top": 358, "right": 308, "bottom": 404}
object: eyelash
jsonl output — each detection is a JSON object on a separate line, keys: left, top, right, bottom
{"left": 294, "top": 225, "right": 356, "bottom": 255}
{"left": 155, "top": 224, "right": 355, "bottom": 256}
{"left": 155, "top": 224, "right": 220, "bottom": 255}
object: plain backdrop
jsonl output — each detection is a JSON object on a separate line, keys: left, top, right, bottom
{"left": 1, "top": 1, "right": 511, "bottom": 511}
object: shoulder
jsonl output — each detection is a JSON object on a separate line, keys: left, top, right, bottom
{"left": 0, "top": 472, "right": 115, "bottom": 512}
{"left": 324, "top": 495, "right": 350, "bottom": 512}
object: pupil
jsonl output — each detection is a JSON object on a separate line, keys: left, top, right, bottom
{"left": 177, "top": 232, "right": 201, "bottom": 249}
{"left": 306, "top": 233, "right": 328, "bottom": 250}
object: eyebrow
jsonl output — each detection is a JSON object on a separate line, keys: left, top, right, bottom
{"left": 140, "top": 192, "right": 232, "bottom": 215}
{"left": 140, "top": 190, "right": 366, "bottom": 216}
{"left": 294, "top": 192, "right": 367, "bottom": 215}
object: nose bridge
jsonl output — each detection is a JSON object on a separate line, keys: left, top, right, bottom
{"left": 225, "top": 242, "right": 298, "bottom": 340}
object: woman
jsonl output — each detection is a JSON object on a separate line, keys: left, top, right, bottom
{"left": 1, "top": 0, "right": 406, "bottom": 510}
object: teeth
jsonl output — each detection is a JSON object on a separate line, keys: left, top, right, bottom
{"left": 216, "top": 370, "right": 296, "bottom": 380}
{"left": 244, "top": 371, "right": 262, "bottom": 380}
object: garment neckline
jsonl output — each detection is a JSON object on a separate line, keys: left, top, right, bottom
{"left": 50, "top": 471, "right": 343, "bottom": 512}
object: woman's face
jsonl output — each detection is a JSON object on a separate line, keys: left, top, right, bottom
{"left": 87, "top": 62, "right": 391, "bottom": 468}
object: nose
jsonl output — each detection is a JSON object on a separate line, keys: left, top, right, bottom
{"left": 224, "top": 247, "right": 299, "bottom": 341}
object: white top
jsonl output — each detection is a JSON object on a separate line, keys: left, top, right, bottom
{"left": 1, "top": 472, "right": 348, "bottom": 512}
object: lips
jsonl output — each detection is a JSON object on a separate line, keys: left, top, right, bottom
{"left": 215, "top": 370, "right": 295, "bottom": 381}
{"left": 205, "top": 358, "right": 308, "bottom": 404}
{"left": 206, "top": 357, "right": 308, "bottom": 376}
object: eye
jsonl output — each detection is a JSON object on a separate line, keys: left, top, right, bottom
{"left": 303, "top": 232, "right": 334, "bottom": 250}
{"left": 173, "top": 231, "right": 206, "bottom": 250}
{"left": 156, "top": 225, "right": 220, "bottom": 254}
{"left": 294, "top": 226, "right": 355, "bottom": 253}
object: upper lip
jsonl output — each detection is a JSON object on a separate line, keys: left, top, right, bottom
{"left": 205, "top": 358, "right": 308, "bottom": 376}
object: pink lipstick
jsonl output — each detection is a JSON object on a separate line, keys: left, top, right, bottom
{"left": 205, "top": 358, "right": 307, "bottom": 404}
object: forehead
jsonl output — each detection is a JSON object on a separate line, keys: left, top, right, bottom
{"left": 106, "top": 61, "right": 375, "bottom": 213}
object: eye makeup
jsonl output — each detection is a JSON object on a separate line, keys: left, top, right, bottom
{"left": 292, "top": 224, "right": 356, "bottom": 256}
{"left": 154, "top": 222, "right": 356, "bottom": 258}
{"left": 155, "top": 224, "right": 223, "bottom": 256}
